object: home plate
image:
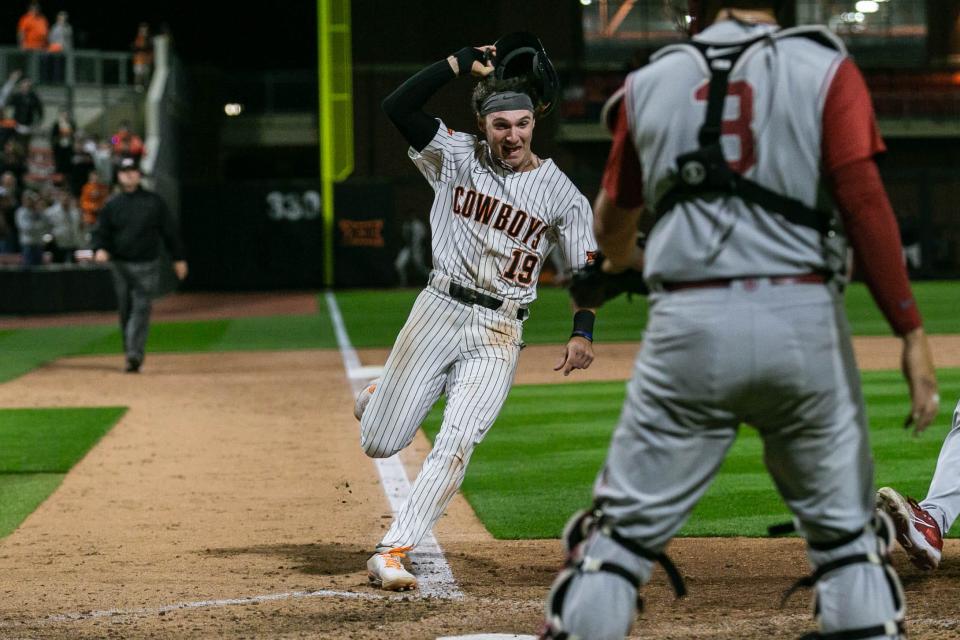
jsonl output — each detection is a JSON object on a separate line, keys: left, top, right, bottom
{"left": 436, "top": 635, "right": 536, "bottom": 640}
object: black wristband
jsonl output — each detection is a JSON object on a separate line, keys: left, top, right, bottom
{"left": 571, "top": 309, "right": 596, "bottom": 342}
{"left": 453, "top": 47, "right": 484, "bottom": 77}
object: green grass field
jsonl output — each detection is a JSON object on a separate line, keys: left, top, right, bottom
{"left": 0, "top": 282, "right": 955, "bottom": 384}
{"left": 0, "top": 407, "right": 126, "bottom": 537}
{"left": 0, "top": 282, "right": 956, "bottom": 540}
{"left": 0, "top": 307, "right": 336, "bottom": 384}
{"left": 337, "top": 281, "right": 960, "bottom": 346}
{"left": 422, "top": 369, "right": 960, "bottom": 540}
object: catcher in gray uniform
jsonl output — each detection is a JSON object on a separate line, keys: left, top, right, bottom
{"left": 540, "top": 1, "right": 939, "bottom": 639}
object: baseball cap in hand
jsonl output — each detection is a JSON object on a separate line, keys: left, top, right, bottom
{"left": 118, "top": 156, "right": 140, "bottom": 171}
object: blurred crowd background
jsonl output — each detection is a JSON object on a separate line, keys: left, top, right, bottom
{"left": 0, "top": 0, "right": 956, "bottom": 314}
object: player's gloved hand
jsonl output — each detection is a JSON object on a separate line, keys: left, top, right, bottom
{"left": 901, "top": 326, "right": 939, "bottom": 435}
{"left": 568, "top": 251, "right": 648, "bottom": 309}
{"left": 451, "top": 46, "right": 495, "bottom": 78}
{"left": 554, "top": 335, "right": 594, "bottom": 377}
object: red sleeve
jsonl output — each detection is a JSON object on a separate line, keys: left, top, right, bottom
{"left": 830, "top": 158, "right": 921, "bottom": 336}
{"left": 822, "top": 60, "right": 920, "bottom": 335}
{"left": 821, "top": 58, "right": 885, "bottom": 172}
{"left": 600, "top": 98, "right": 645, "bottom": 209}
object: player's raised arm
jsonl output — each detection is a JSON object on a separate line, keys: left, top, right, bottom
{"left": 381, "top": 45, "right": 493, "bottom": 152}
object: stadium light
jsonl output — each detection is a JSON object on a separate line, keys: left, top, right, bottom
{"left": 841, "top": 11, "right": 866, "bottom": 22}
{"left": 580, "top": 0, "right": 592, "bottom": 5}
{"left": 855, "top": 1, "right": 879, "bottom": 13}
{"left": 224, "top": 103, "right": 243, "bottom": 116}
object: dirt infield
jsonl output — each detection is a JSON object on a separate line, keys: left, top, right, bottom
{"left": 1, "top": 296, "right": 959, "bottom": 637}
{"left": 360, "top": 333, "right": 960, "bottom": 384}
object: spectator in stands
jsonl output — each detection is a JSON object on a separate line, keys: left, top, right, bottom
{"left": 0, "top": 71, "right": 22, "bottom": 152}
{"left": 111, "top": 121, "right": 144, "bottom": 162}
{"left": 67, "top": 135, "right": 96, "bottom": 195}
{"left": 0, "top": 109, "right": 15, "bottom": 153}
{"left": 0, "top": 208, "right": 10, "bottom": 254}
{"left": 44, "top": 188, "right": 83, "bottom": 262}
{"left": 17, "top": 2, "right": 48, "bottom": 51}
{"left": 80, "top": 169, "right": 109, "bottom": 226}
{"left": 49, "top": 107, "right": 75, "bottom": 183}
{"left": 38, "top": 181, "right": 56, "bottom": 209}
{"left": 0, "top": 176, "right": 11, "bottom": 253}
{"left": 132, "top": 23, "right": 154, "bottom": 91}
{"left": 46, "top": 11, "right": 72, "bottom": 83}
{"left": 93, "top": 138, "right": 114, "bottom": 185}
{"left": 15, "top": 189, "right": 49, "bottom": 267}
{"left": 7, "top": 77, "right": 43, "bottom": 150}
{"left": 47, "top": 11, "right": 71, "bottom": 52}
{"left": 0, "top": 139, "right": 27, "bottom": 188}
{"left": 0, "top": 70, "right": 22, "bottom": 108}
{"left": 0, "top": 171, "right": 19, "bottom": 253}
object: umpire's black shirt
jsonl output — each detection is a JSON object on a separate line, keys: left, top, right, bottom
{"left": 92, "top": 187, "right": 186, "bottom": 262}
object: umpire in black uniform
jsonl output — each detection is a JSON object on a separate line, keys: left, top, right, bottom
{"left": 92, "top": 157, "right": 188, "bottom": 372}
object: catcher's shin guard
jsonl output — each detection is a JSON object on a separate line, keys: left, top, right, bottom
{"left": 784, "top": 512, "right": 906, "bottom": 640}
{"left": 540, "top": 508, "right": 686, "bottom": 640}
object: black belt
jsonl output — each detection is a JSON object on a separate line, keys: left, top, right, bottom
{"left": 662, "top": 272, "right": 827, "bottom": 292}
{"left": 448, "top": 282, "right": 528, "bottom": 320}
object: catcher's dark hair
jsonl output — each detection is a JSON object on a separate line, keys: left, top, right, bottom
{"left": 710, "top": 0, "right": 784, "bottom": 9}
{"left": 704, "top": 0, "right": 791, "bottom": 25}
{"left": 720, "top": 0, "right": 783, "bottom": 9}
{"left": 471, "top": 76, "right": 543, "bottom": 119}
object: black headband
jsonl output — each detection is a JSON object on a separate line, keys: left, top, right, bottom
{"left": 479, "top": 91, "right": 534, "bottom": 116}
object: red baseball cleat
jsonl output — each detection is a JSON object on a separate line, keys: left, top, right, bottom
{"left": 876, "top": 486, "right": 943, "bottom": 570}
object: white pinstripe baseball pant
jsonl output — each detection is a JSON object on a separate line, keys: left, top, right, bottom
{"left": 360, "top": 280, "right": 523, "bottom": 551}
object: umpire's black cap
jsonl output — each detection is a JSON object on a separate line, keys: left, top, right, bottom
{"left": 118, "top": 156, "right": 140, "bottom": 172}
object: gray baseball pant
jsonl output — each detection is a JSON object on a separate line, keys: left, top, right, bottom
{"left": 110, "top": 259, "right": 160, "bottom": 364}
{"left": 556, "top": 281, "right": 903, "bottom": 640}
{"left": 919, "top": 399, "right": 960, "bottom": 535}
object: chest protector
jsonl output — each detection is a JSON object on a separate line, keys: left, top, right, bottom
{"left": 653, "top": 27, "right": 844, "bottom": 237}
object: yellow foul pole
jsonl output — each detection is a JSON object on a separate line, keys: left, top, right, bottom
{"left": 318, "top": 0, "right": 354, "bottom": 287}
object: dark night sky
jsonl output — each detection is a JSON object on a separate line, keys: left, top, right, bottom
{"left": 0, "top": 1, "right": 318, "bottom": 70}
{"left": 1, "top": 1, "right": 589, "bottom": 73}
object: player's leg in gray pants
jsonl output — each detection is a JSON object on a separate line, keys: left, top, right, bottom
{"left": 919, "top": 399, "right": 960, "bottom": 535}
{"left": 111, "top": 259, "right": 159, "bottom": 364}
{"left": 361, "top": 287, "right": 521, "bottom": 550}
{"left": 552, "top": 284, "right": 903, "bottom": 640}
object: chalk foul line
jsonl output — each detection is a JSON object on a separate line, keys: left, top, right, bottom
{"left": 324, "top": 290, "right": 463, "bottom": 600}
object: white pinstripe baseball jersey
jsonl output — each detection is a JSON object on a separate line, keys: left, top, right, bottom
{"left": 409, "top": 120, "right": 596, "bottom": 302}
{"left": 357, "top": 116, "right": 596, "bottom": 563}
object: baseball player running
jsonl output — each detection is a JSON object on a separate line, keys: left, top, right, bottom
{"left": 876, "top": 397, "right": 957, "bottom": 571}
{"left": 358, "top": 39, "right": 598, "bottom": 591}
{"left": 540, "top": 2, "right": 939, "bottom": 639}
